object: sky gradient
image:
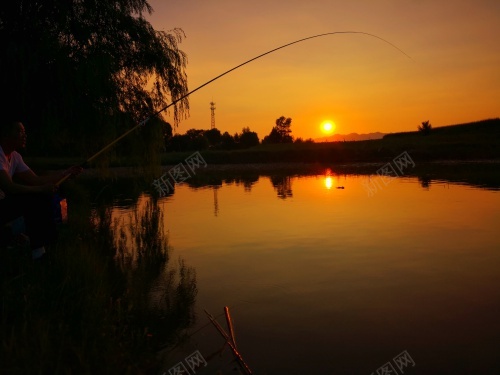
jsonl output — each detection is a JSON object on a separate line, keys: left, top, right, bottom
{"left": 145, "top": 0, "right": 499, "bottom": 140}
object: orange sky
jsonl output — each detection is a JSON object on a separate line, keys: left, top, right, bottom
{"left": 145, "top": 0, "right": 499, "bottom": 140}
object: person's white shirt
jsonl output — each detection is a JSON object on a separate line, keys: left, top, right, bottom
{"left": 0, "top": 145, "right": 31, "bottom": 199}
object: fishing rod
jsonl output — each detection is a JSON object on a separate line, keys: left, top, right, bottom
{"left": 56, "top": 31, "right": 411, "bottom": 186}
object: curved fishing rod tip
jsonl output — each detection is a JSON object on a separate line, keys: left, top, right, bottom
{"left": 139, "top": 117, "right": 151, "bottom": 127}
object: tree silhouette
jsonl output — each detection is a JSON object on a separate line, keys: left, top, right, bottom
{"left": 418, "top": 120, "right": 432, "bottom": 135}
{"left": 204, "top": 128, "right": 222, "bottom": 146}
{"left": 220, "top": 131, "right": 236, "bottom": 149}
{"left": 238, "top": 127, "right": 260, "bottom": 148}
{"left": 0, "top": 1, "right": 189, "bottom": 156}
{"left": 275, "top": 116, "right": 293, "bottom": 142}
{"left": 263, "top": 116, "right": 293, "bottom": 143}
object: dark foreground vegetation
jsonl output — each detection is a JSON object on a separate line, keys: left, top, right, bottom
{"left": 0, "top": 179, "right": 197, "bottom": 375}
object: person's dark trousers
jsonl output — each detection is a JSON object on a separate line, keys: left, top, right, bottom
{"left": 0, "top": 193, "right": 57, "bottom": 249}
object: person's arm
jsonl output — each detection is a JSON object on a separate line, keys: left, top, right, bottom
{"left": 0, "top": 169, "right": 54, "bottom": 194}
{"left": 14, "top": 166, "right": 83, "bottom": 186}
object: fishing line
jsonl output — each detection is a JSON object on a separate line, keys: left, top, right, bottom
{"left": 57, "top": 31, "right": 411, "bottom": 186}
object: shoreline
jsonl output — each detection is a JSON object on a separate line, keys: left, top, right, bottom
{"left": 60, "top": 158, "right": 500, "bottom": 179}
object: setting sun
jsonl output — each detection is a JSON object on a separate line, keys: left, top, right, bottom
{"left": 321, "top": 121, "right": 335, "bottom": 134}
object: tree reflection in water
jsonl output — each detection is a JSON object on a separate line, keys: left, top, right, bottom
{"left": 270, "top": 175, "right": 293, "bottom": 199}
{"left": 0, "top": 185, "right": 197, "bottom": 374}
{"left": 103, "top": 196, "right": 198, "bottom": 354}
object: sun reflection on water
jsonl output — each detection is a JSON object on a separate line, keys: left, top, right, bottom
{"left": 324, "top": 176, "right": 333, "bottom": 190}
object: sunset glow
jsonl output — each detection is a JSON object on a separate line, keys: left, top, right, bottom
{"left": 146, "top": 1, "right": 500, "bottom": 140}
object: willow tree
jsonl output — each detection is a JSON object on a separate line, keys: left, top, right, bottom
{"left": 0, "top": 0, "right": 189, "bottom": 160}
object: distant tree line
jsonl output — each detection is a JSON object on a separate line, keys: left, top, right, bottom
{"left": 165, "top": 127, "right": 260, "bottom": 151}
{"left": 165, "top": 116, "right": 313, "bottom": 152}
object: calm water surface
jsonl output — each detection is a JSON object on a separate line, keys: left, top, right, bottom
{"left": 115, "top": 171, "right": 500, "bottom": 374}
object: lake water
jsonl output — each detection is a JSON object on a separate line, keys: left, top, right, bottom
{"left": 110, "top": 165, "right": 500, "bottom": 374}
